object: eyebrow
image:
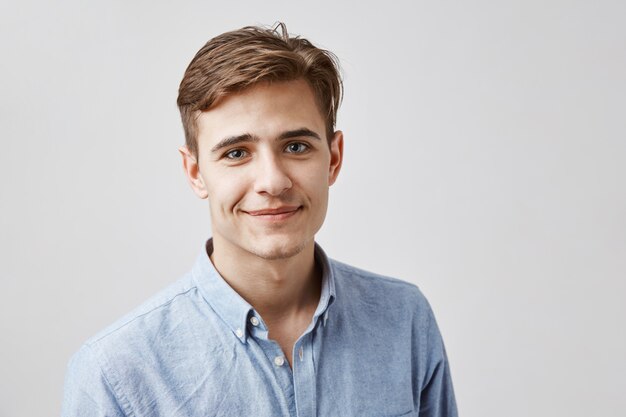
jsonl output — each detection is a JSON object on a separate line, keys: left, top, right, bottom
{"left": 210, "top": 133, "right": 258, "bottom": 153}
{"left": 210, "top": 128, "right": 322, "bottom": 153}
{"left": 277, "top": 128, "right": 322, "bottom": 142}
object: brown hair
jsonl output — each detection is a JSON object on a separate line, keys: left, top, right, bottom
{"left": 177, "top": 23, "right": 343, "bottom": 157}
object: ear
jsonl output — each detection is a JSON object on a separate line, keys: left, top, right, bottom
{"left": 179, "top": 145, "right": 208, "bottom": 199}
{"left": 328, "top": 130, "right": 344, "bottom": 186}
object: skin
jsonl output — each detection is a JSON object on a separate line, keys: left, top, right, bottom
{"left": 179, "top": 79, "right": 343, "bottom": 366}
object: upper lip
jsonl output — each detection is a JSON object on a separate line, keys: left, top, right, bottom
{"left": 245, "top": 206, "right": 300, "bottom": 216}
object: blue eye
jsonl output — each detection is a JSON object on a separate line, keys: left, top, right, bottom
{"left": 225, "top": 149, "right": 247, "bottom": 160}
{"left": 286, "top": 142, "right": 309, "bottom": 153}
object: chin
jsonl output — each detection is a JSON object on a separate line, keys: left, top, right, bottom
{"left": 247, "top": 235, "right": 310, "bottom": 261}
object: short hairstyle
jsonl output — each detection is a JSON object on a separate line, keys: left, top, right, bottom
{"left": 177, "top": 23, "right": 343, "bottom": 157}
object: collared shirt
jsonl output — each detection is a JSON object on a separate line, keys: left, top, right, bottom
{"left": 62, "top": 240, "right": 457, "bottom": 417}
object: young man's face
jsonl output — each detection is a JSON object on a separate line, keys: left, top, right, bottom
{"left": 180, "top": 79, "right": 343, "bottom": 260}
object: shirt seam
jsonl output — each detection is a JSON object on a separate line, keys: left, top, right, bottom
{"left": 331, "top": 261, "right": 420, "bottom": 289}
{"left": 87, "top": 343, "right": 135, "bottom": 417}
{"left": 87, "top": 286, "right": 199, "bottom": 345}
{"left": 420, "top": 307, "right": 436, "bottom": 392}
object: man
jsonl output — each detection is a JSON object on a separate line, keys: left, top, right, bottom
{"left": 62, "top": 23, "right": 458, "bottom": 417}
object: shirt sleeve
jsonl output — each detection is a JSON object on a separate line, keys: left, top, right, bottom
{"left": 61, "top": 344, "right": 127, "bottom": 417}
{"left": 418, "top": 307, "right": 458, "bottom": 417}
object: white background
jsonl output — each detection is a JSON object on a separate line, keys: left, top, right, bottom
{"left": 1, "top": 1, "right": 625, "bottom": 416}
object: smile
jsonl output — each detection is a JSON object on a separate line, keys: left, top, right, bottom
{"left": 244, "top": 206, "right": 301, "bottom": 221}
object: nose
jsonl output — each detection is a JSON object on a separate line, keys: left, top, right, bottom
{"left": 253, "top": 153, "right": 293, "bottom": 196}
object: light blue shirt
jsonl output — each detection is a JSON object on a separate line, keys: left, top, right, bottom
{"left": 62, "top": 240, "right": 457, "bottom": 416}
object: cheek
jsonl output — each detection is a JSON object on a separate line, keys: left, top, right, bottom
{"left": 205, "top": 173, "right": 248, "bottom": 212}
{"left": 300, "top": 169, "right": 330, "bottom": 204}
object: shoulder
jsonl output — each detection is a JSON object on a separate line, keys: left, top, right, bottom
{"left": 63, "top": 274, "right": 203, "bottom": 415}
{"left": 328, "top": 258, "right": 434, "bottom": 320}
{"left": 330, "top": 259, "right": 420, "bottom": 287}
{"left": 330, "top": 258, "right": 428, "bottom": 301}
{"left": 84, "top": 272, "right": 200, "bottom": 347}
{"left": 69, "top": 271, "right": 212, "bottom": 378}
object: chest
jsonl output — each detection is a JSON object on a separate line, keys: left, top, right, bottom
{"left": 119, "top": 323, "right": 419, "bottom": 417}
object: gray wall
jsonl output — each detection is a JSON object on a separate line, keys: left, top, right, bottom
{"left": 1, "top": 1, "right": 625, "bottom": 416}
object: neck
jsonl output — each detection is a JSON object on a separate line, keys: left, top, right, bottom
{"left": 209, "top": 236, "right": 321, "bottom": 324}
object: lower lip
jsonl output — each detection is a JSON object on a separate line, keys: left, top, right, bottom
{"left": 246, "top": 208, "right": 301, "bottom": 221}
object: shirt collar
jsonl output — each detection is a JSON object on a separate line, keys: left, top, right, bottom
{"left": 313, "top": 243, "right": 336, "bottom": 324}
{"left": 191, "top": 238, "right": 336, "bottom": 344}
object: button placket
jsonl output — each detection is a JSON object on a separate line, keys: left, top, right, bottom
{"left": 292, "top": 335, "right": 316, "bottom": 417}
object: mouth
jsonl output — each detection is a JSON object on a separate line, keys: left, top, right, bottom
{"left": 244, "top": 206, "right": 301, "bottom": 221}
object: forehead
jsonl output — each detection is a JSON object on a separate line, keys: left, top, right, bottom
{"left": 196, "top": 79, "right": 326, "bottom": 146}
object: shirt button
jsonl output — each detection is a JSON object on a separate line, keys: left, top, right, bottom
{"left": 235, "top": 328, "right": 244, "bottom": 338}
{"left": 298, "top": 346, "right": 304, "bottom": 361}
{"left": 274, "top": 356, "right": 285, "bottom": 367}
{"left": 250, "top": 316, "right": 260, "bottom": 327}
